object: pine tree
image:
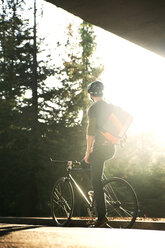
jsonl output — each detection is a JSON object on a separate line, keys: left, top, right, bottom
{"left": 48, "top": 21, "right": 103, "bottom": 161}
{"left": 0, "top": 0, "right": 55, "bottom": 216}
{"left": 50, "top": 21, "right": 103, "bottom": 125}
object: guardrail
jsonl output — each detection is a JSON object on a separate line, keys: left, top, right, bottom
{"left": 0, "top": 217, "right": 165, "bottom": 230}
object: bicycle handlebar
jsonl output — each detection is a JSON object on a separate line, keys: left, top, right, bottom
{"left": 50, "top": 158, "right": 66, "bottom": 163}
{"left": 50, "top": 158, "right": 90, "bottom": 170}
{"left": 50, "top": 158, "right": 81, "bottom": 168}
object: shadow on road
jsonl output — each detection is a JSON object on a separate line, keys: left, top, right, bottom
{"left": 0, "top": 224, "right": 42, "bottom": 237}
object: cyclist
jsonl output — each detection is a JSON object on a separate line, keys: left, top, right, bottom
{"left": 84, "top": 81, "right": 115, "bottom": 227}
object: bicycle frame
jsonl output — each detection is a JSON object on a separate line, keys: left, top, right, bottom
{"left": 68, "top": 174, "right": 92, "bottom": 207}
{"left": 68, "top": 172, "right": 107, "bottom": 210}
{"left": 51, "top": 158, "right": 92, "bottom": 208}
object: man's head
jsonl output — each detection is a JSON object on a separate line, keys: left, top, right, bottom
{"left": 87, "top": 81, "right": 104, "bottom": 100}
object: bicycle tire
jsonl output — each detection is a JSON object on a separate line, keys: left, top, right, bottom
{"left": 103, "top": 177, "right": 138, "bottom": 228}
{"left": 51, "top": 177, "right": 74, "bottom": 226}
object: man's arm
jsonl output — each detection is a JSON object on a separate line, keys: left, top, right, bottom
{"left": 84, "top": 117, "right": 96, "bottom": 163}
{"left": 84, "top": 135, "right": 95, "bottom": 163}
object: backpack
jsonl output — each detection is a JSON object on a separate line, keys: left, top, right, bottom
{"left": 99, "top": 104, "right": 133, "bottom": 145}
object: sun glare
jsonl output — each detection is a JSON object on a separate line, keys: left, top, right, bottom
{"left": 37, "top": 0, "right": 165, "bottom": 146}
{"left": 93, "top": 27, "right": 165, "bottom": 145}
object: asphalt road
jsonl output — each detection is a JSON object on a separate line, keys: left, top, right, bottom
{"left": 0, "top": 223, "right": 164, "bottom": 248}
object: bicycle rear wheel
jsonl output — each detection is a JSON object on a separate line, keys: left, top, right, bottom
{"left": 103, "top": 177, "right": 138, "bottom": 228}
{"left": 51, "top": 177, "right": 74, "bottom": 226}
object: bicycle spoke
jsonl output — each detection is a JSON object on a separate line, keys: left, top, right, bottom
{"left": 55, "top": 190, "right": 71, "bottom": 210}
{"left": 53, "top": 197, "right": 71, "bottom": 217}
{"left": 103, "top": 177, "right": 138, "bottom": 228}
{"left": 119, "top": 206, "right": 133, "bottom": 217}
{"left": 51, "top": 178, "right": 74, "bottom": 226}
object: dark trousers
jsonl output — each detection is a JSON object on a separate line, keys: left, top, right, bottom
{"left": 90, "top": 144, "right": 115, "bottom": 219}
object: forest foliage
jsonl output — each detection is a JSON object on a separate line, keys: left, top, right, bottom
{"left": 0, "top": 0, "right": 165, "bottom": 218}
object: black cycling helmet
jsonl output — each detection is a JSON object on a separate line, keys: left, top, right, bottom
{"left": 87, "top": 81, "right": 104, "bottom": 96}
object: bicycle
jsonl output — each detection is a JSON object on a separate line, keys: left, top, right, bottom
{"left": 50, "top": 158, "right": 138, "bottom": 228}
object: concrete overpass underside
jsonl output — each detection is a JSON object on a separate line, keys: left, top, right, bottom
{"left": 46, "top": 0, "right": 165, "bottom": 57}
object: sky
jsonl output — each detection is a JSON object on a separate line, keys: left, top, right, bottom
{"left": 27, "top": 0, "right": 165, "bottom": 146}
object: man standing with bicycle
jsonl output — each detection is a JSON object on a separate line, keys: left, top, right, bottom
{"left": 84, "top": 81, "right": 115, "bottom": 227}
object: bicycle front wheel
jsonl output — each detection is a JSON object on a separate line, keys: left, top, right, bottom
{"left": 51, "top": 177, "right": 74, "bottom": 226}
{"left": 103, "top": 177, "right": 138, "bottom": 228}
